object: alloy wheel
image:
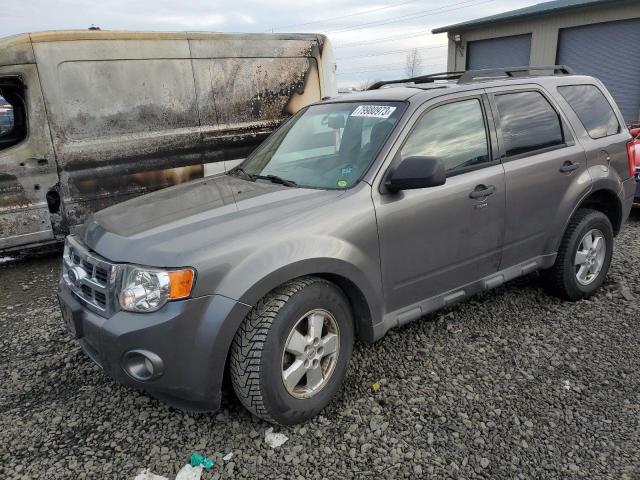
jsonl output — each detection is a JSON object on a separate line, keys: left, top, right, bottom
{"left": 281, "top": 309, "right": 340, "bottom": 399}
{"left": 574, "top": 228, "right": 606, "bottom": 286}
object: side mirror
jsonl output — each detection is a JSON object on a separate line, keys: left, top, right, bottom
{"left": 385, "top": 156, "right": 446, "bottom": 193}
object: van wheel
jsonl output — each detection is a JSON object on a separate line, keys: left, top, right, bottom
{"left": 544, "top": 208, "right": 613, "bottom": 300}
{"left": 230, "top": 277, "right": 354, "bottom": 425}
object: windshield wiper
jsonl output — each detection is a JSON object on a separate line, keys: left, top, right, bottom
{"left": 228, "top": 168, "right": 298, "bottom": 187}
{"left": 227, "top": 167, "right": 253, "bottom": 181}
{"left": 254, "top": 175, "right": 298, "bottom": 187}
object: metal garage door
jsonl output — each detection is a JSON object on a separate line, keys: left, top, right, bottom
{"left": 557, "top": 19, "right": 640, "bottom": 124}
{"left": 467, "top": 34, "right": 531, "bottom": 70}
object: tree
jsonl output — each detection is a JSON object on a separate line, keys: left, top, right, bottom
{"left": 405, "top": 48, "right": 423, "bottom": 78}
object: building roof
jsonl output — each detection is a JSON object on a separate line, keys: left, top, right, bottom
{"left": 432, "top": 0, "right": 622, "bottom": 33}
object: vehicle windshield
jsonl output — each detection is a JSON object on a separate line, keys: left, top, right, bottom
{"left": 236, "top": 101, "right": 405, "bottom": 189}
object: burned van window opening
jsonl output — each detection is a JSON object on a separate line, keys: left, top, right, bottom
{"left": 0, "top": 81, "right": 27, "bottom": 151}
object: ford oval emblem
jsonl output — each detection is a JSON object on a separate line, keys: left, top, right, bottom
{"left": 68, "top": 266, "right": 87, "bottom": 286}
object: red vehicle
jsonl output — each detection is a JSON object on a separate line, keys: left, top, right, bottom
{"left": 629, "top": 127, "right": 640, "bottom": 205}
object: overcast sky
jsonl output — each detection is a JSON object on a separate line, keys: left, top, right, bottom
{"left": 5, "top": 0, "right": 540, "bottom": 88}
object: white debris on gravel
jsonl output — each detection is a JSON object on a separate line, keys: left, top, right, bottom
{"left": 265, "top": 428, "right": 289, "bottom": 448}
{"left": 222, "top": 452, "right": 234, "bottom": 461}
{"left": 133, "top": 469, "right": 168, "bottom": 480}
{"left": 174, "top": 464, "right": 202, "bottom": 480}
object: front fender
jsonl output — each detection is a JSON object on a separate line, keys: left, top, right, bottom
{"left": 216, "top": 236, "right": 383, "bottom": 330}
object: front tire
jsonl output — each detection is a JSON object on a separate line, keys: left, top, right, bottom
{"left": 544, "top": 208, "right": 613, "bottom": 300}
{"left": 230, "top": 277, "right": 354, "bottom": 425}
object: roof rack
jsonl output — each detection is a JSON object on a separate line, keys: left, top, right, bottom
{"left": 458, "top": 65, "right": 575, "bottom": 83}
{"left": 367, "top": 65, "right": 574, "bottom": 90}
{"left": 367, "top": 71, "right": 465, "bottom": 90}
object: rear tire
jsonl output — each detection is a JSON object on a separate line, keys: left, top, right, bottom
{"left": 544, "top": 208, "right": 613, "bottom": 300}
{"left": 230, "top": 276, "right": 354, "bottom": 425}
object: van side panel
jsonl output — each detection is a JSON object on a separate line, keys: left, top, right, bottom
{"left": 188, "top": 36, "right": 323, "bottom": 175}
{"left": 30, "top": 35, "right": 327, "bottom": 235}
{"left": 32, "top": 39, "right": 200, "bottom": 231}
{"left": 192, "top": 56, "right": 320, "bottom": 175}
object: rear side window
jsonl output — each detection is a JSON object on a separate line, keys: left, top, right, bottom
{"left": 494, "top": 91, "right": 564, "bottom": 157}
{"left": 557, "top": 85, "right": 620, "bottom": 139}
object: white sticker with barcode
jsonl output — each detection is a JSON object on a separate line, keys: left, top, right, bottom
{"left": 350, "top": 105, "right": 396, "bottom": 118}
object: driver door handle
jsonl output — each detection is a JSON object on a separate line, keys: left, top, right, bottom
{"left": 559, "top": 161, "right": 579, "bottom": 173}
{"left": 469, "top": 184, "right": 496, "bottom": 199}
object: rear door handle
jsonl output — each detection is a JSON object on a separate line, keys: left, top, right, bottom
{"left": 559, "top": 161, "right": 580, "bottom": 173}
{"left": 469, "top": 184, "right": 496, "bottom": 199}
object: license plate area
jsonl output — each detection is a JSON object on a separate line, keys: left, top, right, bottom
{"left": 58, "top": 295, "right": 84, "bottom": 338}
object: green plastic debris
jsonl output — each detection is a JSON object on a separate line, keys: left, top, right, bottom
{"left": 189, "top": 453, "right": 214, "bottom": 470}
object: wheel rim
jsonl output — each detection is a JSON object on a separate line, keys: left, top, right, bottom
{"left": 574, "top": 229, "right": 606, "bottom": 286}
{"left": 281, "top": 309, "right": 340, "bottom": 399}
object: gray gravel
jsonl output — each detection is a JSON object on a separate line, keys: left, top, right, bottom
{"left": 1, "top": 212, "right": 640, "bottom": 479}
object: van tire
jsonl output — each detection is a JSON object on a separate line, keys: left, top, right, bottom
{"left": 230, "top": 276, "right": 354, "bottom": 425}
{"left": 544, "top": 208, "right": 613, "bottom": 300}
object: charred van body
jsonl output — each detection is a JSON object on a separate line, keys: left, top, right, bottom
{"left": 0, "top": 30, "right": 336, "bottom": 252}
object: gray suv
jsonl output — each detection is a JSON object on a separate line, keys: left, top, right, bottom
{"left": 58, "top": 66, "right": 637, "bottom": 425}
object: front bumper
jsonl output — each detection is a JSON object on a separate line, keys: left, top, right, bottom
{"left": 58, "top": 279, "right": 251, "bottom": 411}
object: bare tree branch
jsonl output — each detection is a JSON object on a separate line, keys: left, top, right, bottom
{"left": 404, "top": 48, "right": 423, "bottom": 78}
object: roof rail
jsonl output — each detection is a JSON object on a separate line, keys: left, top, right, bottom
{"left": 458, "top": 65, "right": 575, "bottom": 83}
{"left": 367, "top": 71, "right": 465, "bottom": 90}
{"left": 367, "top": 65, "right": 575, "bottom": 90}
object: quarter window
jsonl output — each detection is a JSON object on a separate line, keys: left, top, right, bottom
{"left": 494, "top": 91, "right": 564, "bottom": 157}
{"left": 400, "top": 99, "right": 489, "bottom": 174}
{"left": 557, "top": 85, "right": 620, "bottom": 139}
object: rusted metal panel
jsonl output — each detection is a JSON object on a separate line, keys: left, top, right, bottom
{"left": 0, "top": 31, "right": 332, "bottom": 251}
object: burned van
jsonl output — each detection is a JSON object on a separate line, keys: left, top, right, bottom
{"left": 0, "top": 30, "right": 336, "bottom": 252}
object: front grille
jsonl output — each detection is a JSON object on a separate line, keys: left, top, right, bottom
{"left": 95, "top": 267, "right": 109, "bottom": 285}
{"left": 62, "top": 236, "right": 117, "bottom": 316}
{"left": 95, "top": 291, "right": 107, "bottom": 308}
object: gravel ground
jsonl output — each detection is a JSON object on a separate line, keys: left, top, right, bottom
{"left": 1, "top": 211, "right": 639, "bottom": 480}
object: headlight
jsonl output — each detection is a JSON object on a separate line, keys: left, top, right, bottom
{"left": 118, "top": 265, "right": 195, "bottom": 312}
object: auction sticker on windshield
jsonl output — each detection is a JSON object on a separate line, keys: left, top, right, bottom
{"left": 350, "top": 105, "right": 397, "bottom": 118}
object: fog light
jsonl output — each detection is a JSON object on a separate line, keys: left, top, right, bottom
{"left": 122, "top": 350, "right": 164, "bottom": 381}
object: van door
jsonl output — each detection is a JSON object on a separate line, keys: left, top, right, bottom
{"left": 373, "top": 92, "right": 505, "bottom": 317}
{"left": 0, "top": 67, "right": 58, "bottom": 250}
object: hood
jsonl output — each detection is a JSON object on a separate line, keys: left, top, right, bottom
{"left": 81, "top": 173, "right": 344, "bottom": 266}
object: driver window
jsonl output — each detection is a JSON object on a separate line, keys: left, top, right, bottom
{"left": 400, "top": 99, "right": 489, "bottom": 175}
